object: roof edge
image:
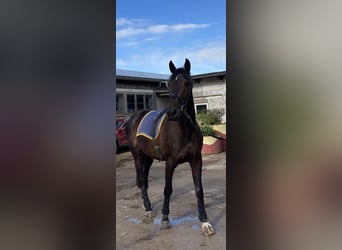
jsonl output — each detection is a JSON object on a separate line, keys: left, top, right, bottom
{"left": 116, "top": 69, "right": 226, "bottom": 81}
{"left": 116, "top": 69, "right": 169, "bottom": 80}
{"left": 192, "top": 71, "right": 226, "bottom": 79}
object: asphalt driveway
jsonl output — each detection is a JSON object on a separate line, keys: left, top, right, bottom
{"left": 116, "top": 151, "right": 226, "bottom": 250}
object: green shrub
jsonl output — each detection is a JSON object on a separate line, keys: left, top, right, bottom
{"left": 200, "top": 125, "right": 214, "bottom": 136}
{"left": 197, "top": 108, "right": 224, "bottom": 126}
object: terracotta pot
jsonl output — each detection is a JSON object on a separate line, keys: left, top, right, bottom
{"left": 212, "top": 124, "right": 226, "bottom": 152}
{"left": 201, "top": 136, "right": 223, "bottom": 154}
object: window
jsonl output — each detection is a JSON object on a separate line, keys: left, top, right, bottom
{"left": 116, "top": 94, "right": 124, "bottom": 113}
{"left": 122, "top": 94, "right": 155, "bottom": 113}
{"left": 195, "top": 103, "right": 208, "bottom": 114}
{"left": 137, "top": 95, "right": 144, "bottom": 110}
{"left": 145, "top": 95, "right": 153, "bottom": 109}
{"left": 127, "top": 95, "right": 135, "bottom": 112}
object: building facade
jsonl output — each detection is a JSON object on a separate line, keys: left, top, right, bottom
{"left": 192, "top": 71, "right": 226, "bottom": 122}
{"left": 115, "top": 69, "right": 226, "bottom": 122}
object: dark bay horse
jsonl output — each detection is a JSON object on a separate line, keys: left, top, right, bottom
{"left": 126, "top": 59, "right": 215, "bottom": 236}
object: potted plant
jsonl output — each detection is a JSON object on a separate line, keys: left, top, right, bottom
{"left": 197, "top": 109, "right": 226, "bottom": 154}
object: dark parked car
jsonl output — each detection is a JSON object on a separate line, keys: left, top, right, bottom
{"left": 116, "top": 118, "right": 128, "bottom": 153}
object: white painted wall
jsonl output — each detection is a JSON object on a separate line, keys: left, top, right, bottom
{"left": 156, "top": 96, "right": 168, "bottom": 110}
{"left": 192, "top": 77, "right": 226, "bottom": 122}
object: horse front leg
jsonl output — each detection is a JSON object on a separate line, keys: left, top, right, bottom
{"left": 160, "top": 160, "right": 176, "bottom": 230}
{"left": 190, "top": 154, "right": 215, "bottom": 236}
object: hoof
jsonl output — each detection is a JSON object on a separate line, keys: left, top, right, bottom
{"left": 160, "top": 220, "right": 171, "bottom": 230}
{"left": 201, "top": 222, "right": 215, "bottom": 236}
{"left": 145, "top": 210, "right": 153, "bottom": 218}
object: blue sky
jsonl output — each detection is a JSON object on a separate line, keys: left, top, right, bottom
{"left": 116, "top": 0, "right": 226, "bottom": 74}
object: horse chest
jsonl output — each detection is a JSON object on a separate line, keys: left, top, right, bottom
{"left": 160, "top": 131, "right": 201, "bottom": 160}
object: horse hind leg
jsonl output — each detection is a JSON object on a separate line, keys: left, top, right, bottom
{"left": 134, "top": 154, "right": 154, "bottom": 218}
{"left": 142, "top": 155, "right": 154, "bottom": 218}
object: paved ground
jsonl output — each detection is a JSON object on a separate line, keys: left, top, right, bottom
{"left": 116, "top": 149, "right": 226, "bottom": 250}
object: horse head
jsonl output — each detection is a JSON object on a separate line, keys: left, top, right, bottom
{"left": 166, "top": 58, "right": 193, "bottom": 121}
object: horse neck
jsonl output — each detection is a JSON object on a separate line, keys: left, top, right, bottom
{"left": 185, "top": 91, "right": 196, "bottom": 124}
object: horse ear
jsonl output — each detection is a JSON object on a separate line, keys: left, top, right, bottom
{"left": 184, "top": 58, "right": 191, "bottom": 73}
{"left": 169, "top": 60, "right": 177, "bottom": 74}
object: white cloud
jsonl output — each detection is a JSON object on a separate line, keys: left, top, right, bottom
{"left": 117, "top": 41, "right": 140, "bottom": 47}
{"left": 147, "top": 25, "right": 169, "bottom": 33}
{"left": 116, "top": 27, "right": 146, "bottom": 39}
{"left": 116, "top": 18, "right": 210, "bottom": 39}
{"left": 116, "top": 18, "right": 152, "bottom": 27}
{"left": 116, "top": 59, "right": 129, "bottom": 67}
{"left": 171, "top": 23, "right": 210, "bottom": 31}
{"left": 116, "top": 18, "right": 224, "bottom": 74}
{"left": 167, "top": 45, "right": 226, "bottom": 73}
{"left": 144, "top": 37, "right": 159, "bottom": 42}
{"left": 116, "top": 18, "right": 133, "bottom": 26}
{"left": 146, "top": 23, "right": 210, "bottom": 34}
{"left": 187, "top": 46, "right": 226, "bottom": 64}
{"left": 117, "top": 42, "right": 226, "bottom": 74}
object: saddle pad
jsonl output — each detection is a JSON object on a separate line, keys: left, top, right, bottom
{"left": 136, "top": 110, "right": 167, "bottom": 140}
